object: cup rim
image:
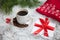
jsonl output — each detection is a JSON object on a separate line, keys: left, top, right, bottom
{"left": 17, "top": 9, "right": 28, "bottom": 16}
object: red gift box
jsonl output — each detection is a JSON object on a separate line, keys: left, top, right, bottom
{"left": 6, "top": 18, "right": 11, "bottom": 24}
{"left": 36, "top": 0, "right": 60, "bottom": 22}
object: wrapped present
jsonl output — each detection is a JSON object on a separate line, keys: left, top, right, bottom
{"left": 31, "top": 18, "right": 56, "bottom": 39}
{"left": 6, "top": 18, "right": 11, "bottom": 24}
{"left": 36, "top": 0, "right": 60, "bottom": 22}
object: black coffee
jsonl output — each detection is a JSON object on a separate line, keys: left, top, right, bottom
{"left": 17, "top": 11, "right": 28, "bottom": 16}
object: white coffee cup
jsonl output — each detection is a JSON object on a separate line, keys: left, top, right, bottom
{"left": 16, "top": 9, "right": 31, "bottom": 24}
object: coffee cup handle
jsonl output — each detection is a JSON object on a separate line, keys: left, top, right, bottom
{"left": 26, "top": 16, "right": 33, "bottom": 24}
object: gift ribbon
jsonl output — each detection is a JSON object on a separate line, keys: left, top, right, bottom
{"left": 33, "top": 18, "right": 55, "bottom": 37}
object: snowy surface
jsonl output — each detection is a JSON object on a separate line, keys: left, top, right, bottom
{"left": 0, "top": 0, "right": 60, "bottom": 40}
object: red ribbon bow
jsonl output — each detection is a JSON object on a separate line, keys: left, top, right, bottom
{"left": 33, "top": 18, "right": 55, "bottom": 37}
